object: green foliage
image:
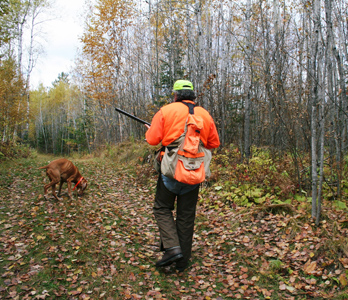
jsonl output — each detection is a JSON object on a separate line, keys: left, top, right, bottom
{"left": 216, "top": 183, "right": 270, "bottom": 206}
{"left": 333, "top": 200, "right": 347, "bottom": 210}
{"left": 337, "top": 293, "right": 348, "bottom": 300}
{"left": 104, "top": 140, "right": 153, "bottom": 165}
{"left": 52, "top": 72, "right": 69, "bottom": 87}
{"left": 207, "top": 146, "right": 347, "bottom": 212}
{"left": 269, "top": 259, "right": 284, "bottom": 272}
{"left": 210, "top": 146, "right": 298, "bottom": 207}
{"left": 0, "top": 0, "right": 13, "bottom": 48}
{"left": 30, "top": 76, "right": 93, "bottom": 154}
{"left": 159, "top": 31, "right": 186, "bottom": 99}
{"left": 0, "top": 141, "right": 32, "bottom": 161}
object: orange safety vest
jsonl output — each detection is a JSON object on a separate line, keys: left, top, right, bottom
{"left": 146, "top": 101, "right": 220, "bottom": 185}
{"left": 146, "top": 101, "right": 220, "bottom": 149}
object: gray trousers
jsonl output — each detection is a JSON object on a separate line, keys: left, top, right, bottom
{"left": 154, "top": 175, "right": 199, "bottom": 264}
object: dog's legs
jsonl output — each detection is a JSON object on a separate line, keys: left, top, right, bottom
{"left": 66, "top": 177, "right": 75, "bottom": 199}
{"left": 43, "top": 181, "right": 61, "bottom": 200}
{"left": 45, "top": 170, "right": 61, "bottom": 201}
{"left": 57, "top": 180, "right": 64, "bottom": 197}
{"left": 43, "top": 182, "right": 51, "bottom": 200}
{"left": 51, "top": 183, "right": 61, "bottom": 200}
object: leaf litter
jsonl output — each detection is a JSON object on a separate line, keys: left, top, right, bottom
{"left": 0, "top": 157, "right": 347, "bottom": 299}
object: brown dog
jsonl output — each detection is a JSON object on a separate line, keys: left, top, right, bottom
{"left": 39, "top": 158, "right": 87, "bottom": 200}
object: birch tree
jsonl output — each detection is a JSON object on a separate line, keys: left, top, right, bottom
{"left": 79, "top": 0, "right": 136, "bottom": 144}
{"left": 243, "top": 0, "right": 252, "bottom": 160}
{"left": 310, "top": 0, "right": 322, "bottom": 223}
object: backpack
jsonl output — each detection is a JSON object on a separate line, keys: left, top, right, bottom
{"left": 159, "top": 102, "right": 212, "bottom": 185}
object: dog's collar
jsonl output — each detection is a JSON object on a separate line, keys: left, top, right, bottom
{"left": 73, "top": 177, "right": 84, "bottom": 191}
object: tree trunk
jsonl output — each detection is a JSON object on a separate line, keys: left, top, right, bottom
{"left": 243, "top": 0, "right": 252, "bottom": 160}
{"left": 310, "top": 0, "right": 321, "bottom": 221}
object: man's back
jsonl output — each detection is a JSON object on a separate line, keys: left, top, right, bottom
{"left": 146, "top": 100, "right": 220, "bottom": 149}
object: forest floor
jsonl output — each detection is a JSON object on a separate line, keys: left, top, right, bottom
{"left": 0, "top": 146, "right": 348, "bottom": 300}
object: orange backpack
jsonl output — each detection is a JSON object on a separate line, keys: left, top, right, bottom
{"left": 160, "top": 102, "right": 212, "bottom": 185}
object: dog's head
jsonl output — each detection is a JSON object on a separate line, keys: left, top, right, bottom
{"left": 77, "top": 178, "right": 88, "bottom": 195}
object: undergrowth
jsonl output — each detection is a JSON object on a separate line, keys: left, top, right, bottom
{"left": 0, "top": 141, "right": 34, "bottom": 161}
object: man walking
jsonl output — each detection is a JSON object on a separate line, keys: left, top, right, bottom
{"left": 145, "top": 80, "right": 220, "bottom": 271}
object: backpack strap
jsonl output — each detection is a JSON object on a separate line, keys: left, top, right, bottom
{"left": 163, "top": 102, "right": 197, "bottom": 151}
{"left": 181, "top": 101, "right": 196, "bottom": 114}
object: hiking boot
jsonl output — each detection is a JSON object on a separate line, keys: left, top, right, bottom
{"left": 156, "top": 246, "right": 183, "bottom": 267}
{"left": 175, "top": 260, "right": 188, "bottom": 272}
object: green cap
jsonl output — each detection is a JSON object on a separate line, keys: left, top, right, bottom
{"left": 173, "top": 80, "right": 194, "bottom": 91}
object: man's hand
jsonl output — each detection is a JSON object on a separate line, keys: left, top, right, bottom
{"left": 145, "top": 124, "right": 150, "bottom": 129}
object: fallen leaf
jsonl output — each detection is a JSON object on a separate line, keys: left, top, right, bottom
{"left": 303, "top": 261, "right": 317, "bottom": 274}
{"left": 242, "top": 236, "right": 250, "bottom": 243}
{"left": 339, "top": 274, "right": 347, "bottom": 287}
{"left": 339, "top": 258, "right": 348, "bottom": 268}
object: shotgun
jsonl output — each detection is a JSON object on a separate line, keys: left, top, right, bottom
{"left": 115, "top": 108, "right": 151, "bottom": 126}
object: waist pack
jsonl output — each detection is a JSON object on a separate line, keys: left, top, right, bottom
{"left": 158, "top": 102, "right": 212, "bottom": 185}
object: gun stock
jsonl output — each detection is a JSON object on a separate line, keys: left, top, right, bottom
{"left": 115, "top": 108, "right": 151, "bottom": 126}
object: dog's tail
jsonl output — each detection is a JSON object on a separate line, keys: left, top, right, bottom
{"left": 38, "top": 165, "right": 49, "bottom": 170}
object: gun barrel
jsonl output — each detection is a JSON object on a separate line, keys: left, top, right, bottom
{"left": 115, "top": 108, "right": 151, "bottom": 126}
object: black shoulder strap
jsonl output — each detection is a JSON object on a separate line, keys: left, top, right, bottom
{"left": 181, "top": 102, "right": 196, "bottom": 114}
